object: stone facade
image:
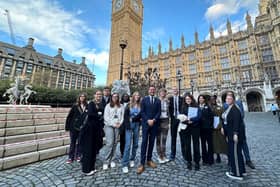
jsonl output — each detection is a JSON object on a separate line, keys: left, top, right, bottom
{"left": 107, "top": 0, "right": 143, "bottom": 85}
{"left": 0, "top": 38, "right": 95, "bottom": 90}
{"left": 107, "top": 0, "right": 280, "bottom": 112}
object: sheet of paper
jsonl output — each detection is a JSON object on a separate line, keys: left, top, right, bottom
{"left": 213, "top": 116, "right": 220, "bottom": 129}
{"left": 188, "top": 107, "right": 198, "bottom": 119}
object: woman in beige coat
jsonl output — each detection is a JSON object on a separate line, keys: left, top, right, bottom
{"left": 210, "top": 96, "right": 228, "bottom": 163}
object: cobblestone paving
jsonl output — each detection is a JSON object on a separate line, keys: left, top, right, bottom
{"left": 1, "top": 112, "right": 280, "bottom": 186}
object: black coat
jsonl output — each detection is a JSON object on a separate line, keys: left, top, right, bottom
{"left": 223, "top": 105, "right": 245, "bottom": 142}
{"left": 80, "top": 102, "right": 104, "bottom": 155}
{"left": 169, "top": 96, "right": 183, "bottom": 118}
{"left": 65, "top": 104, "right": 87, "bottom": 131}
{"left": 199, "top": 104, "right": 214, "bottom": 129}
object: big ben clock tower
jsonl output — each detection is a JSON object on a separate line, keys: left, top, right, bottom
{"left": 107, "top": 0, "right": 143, "bottom": 85}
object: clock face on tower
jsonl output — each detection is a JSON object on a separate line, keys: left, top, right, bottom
{"left": 114, "top": 0, "right": 123, "bottom": 11}
{"left": 131, "top": 0, "right": 139, "bottom": 13}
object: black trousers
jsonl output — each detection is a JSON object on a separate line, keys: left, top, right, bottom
{"left": 170, "top": 116, "right": 180, "bottom": 159}
{"left": 200, "top": 128, "right": 214, "bottom": 164}
{"left": 69, "top": 130, "right": 80, "bottom": 160}
{"left": 119, "top": 127, "right": 126, "bottom": 157}
{"left": 179, "top": 127, "right": 200, "bottom": 164}
{"left": 80, "top": 124, "right": 100, "bottom": 173}
{"left": 228, "top": 140, "right": 246, "bottom": 176}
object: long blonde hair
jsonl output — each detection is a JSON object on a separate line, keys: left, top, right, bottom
{"left": 130, "top": 91, "right": 141, "bottom": 108}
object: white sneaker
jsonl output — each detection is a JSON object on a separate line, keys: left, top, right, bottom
{"left": 163, "top": 157, "right": 169, "bottom": 163}
{"left": 158, "top": 157, "right": 165, "bottom": 164}
{"left": 110, "top": 161, "right": 116, "bottom": 168}
{"left": 225, "top": 172, "right": 243, "bottom": 180}
{"left": 122, "top": 166, "right": 129, "bottom": 173}
{"left": 129, "top": 161, "right": 135, "bottom": 168}
{"left": 85, "top": 170, "right": 97, "bottom": 176}
{"left": 103, "top": 164, "right": 108, "bottom": 170}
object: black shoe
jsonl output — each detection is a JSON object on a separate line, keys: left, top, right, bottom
{"left": 246, "top": 160, "right": 255, "bottom": 169}
{"left": 187, "top": 162, "right": 192, "bottom": 170}
{"left": 195, "top": 164, "right": 200, "bottom": 171}
{"left": 202, "top": 161, "right": 208, "bottom": 165}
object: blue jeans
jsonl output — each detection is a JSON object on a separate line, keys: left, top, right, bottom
{"left": 122, "top": 122, "right": 140, "bottom": 167}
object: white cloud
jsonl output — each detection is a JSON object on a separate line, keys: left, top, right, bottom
{"left": 205, "top": 0, "right": 258, "bottom": 21}
{"left": 0, "top": 0, "right": 109, "bottom": 71}
{"left": 142, "top": 28, "right": 165, "bottom": 57}
{"left": 204, "top": 0, "right": 258, "bottom": 40}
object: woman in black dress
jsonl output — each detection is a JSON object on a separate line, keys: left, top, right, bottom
{"left": 222, "top": 93, "right": 246, "bottom": 180}
{"left": 80, "top": 90, "right": 104, "bottom": 176}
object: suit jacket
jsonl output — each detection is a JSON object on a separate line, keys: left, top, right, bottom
{"left": 141, "top": 96, "right": 161, "bottom": 125}
{"left": 169, "top": 96, "right": 183, "bottom": 118}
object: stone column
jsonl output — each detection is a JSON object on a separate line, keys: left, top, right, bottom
{"left": 0, "top": 57, "right": 6, "bottom": 78}
{"left": 30, "top": 65, "right": 37, "bottom": 84}
{"left": 69, "top": 73, "right": 73, "bottom": 90}
{"left": 62, "top": 71, "right": 66, "bottom": 89}
{"left": 48, "top": 69, "right": 53, "bottom": 88}
{"left": 55, "top": 70, "right": 60, "bottom": 88}
{"left": 9, "top": 58, "right": 17, "bottom": 79}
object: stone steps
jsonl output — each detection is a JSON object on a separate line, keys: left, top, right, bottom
{"left": 0, "top": 145, "right": 69, "bottom": 170}
{"left": 0, "top": 106, "right": 71, "bottom": 171}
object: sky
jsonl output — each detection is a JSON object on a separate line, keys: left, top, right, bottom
{"left": 0, "top": 0, "right": 259, "bottom": 86}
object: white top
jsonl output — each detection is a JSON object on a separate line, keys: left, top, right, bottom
{"left": 104, "top": 103, "right": 124, "bottom": 127}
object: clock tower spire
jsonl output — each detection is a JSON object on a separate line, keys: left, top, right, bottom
{"left": 107, "top": 0, "right": 143, "bottom": 85}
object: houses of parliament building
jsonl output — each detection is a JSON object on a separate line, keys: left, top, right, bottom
{"left": 0, "top": 38, "right": 95, "bottom": 90}
{"left": 107, "top": 0, "right": 280, "bottom": 112}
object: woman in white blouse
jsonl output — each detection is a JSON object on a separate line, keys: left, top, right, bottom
{"left": 103, "top": 93, "right": 124, "bottom": 170}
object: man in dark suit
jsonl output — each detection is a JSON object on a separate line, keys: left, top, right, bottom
{"left": 102, "top": 87, "right": 111, "bottom": 108}
{"left": 168, "top": 87, "right": 183, "bottom": 161}
{"left": 137, "top": 86, "right": 161, "bottom": 174}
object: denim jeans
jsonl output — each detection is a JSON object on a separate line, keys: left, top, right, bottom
{"left": 122, "top": 122, "right": 140, "bottom": 167}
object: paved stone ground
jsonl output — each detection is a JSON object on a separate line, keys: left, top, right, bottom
{"left": 1, "top": 112, "right": 280, "bottom": 187}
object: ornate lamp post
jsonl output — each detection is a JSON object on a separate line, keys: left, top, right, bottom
{"left": 190, "top": 79, "right": 194, "bottom": 95}
{"left": 176, "top": 70, "right": 183, "bottom": 96}
{"left": 119, "top": 39, "right": 127, "bottom": 80}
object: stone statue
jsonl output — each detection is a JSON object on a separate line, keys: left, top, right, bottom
{"left": 19, "top": 85, "right": 37, "bottom": 105}
{"left": 111, "top": 80, "right": 130, "bottom": 97}
{"left": 2, "top": 76, "right": 37, "bottom": 105}
{"left": 2, "top": 78, "right": 20, "bottom": 104}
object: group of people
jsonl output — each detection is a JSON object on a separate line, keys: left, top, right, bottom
{"left": 65, "top": 86, "right": 255, "bottom": 180}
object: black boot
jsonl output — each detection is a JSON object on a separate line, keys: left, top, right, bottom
{"left": 187, "top": 162, "right": 192, "bottom": 170}
{"left": 246, "top": 160, "right": 255, "bottom": 169}
{"left": 195, "top": 163, "right": 200, "bottom": 171}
